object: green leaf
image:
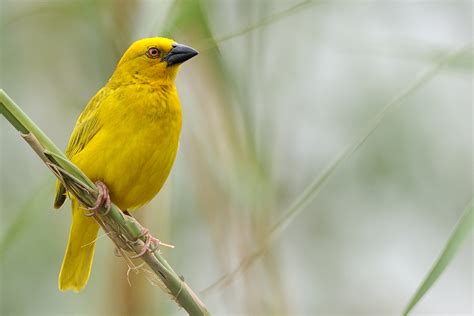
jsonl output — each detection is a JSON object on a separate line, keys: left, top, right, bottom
{"left": 403, "top": 200, "right": 473, "bottom": 315}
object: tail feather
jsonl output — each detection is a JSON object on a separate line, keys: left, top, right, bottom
{"left": 59, "top": 200, "right": 100, "bottom": 292}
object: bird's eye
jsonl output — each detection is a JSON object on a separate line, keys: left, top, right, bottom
{"left": 146, "top": 47, "right": 161, "bottom": 59}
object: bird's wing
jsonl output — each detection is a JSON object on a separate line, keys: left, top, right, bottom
{"left": 53, "top": 88, "right": 107, "bottom": 208}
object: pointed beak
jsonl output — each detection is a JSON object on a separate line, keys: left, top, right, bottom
{"left": 163, "top": 43, "right": 198, "bottom": 66}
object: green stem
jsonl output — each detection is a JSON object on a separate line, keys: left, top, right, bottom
{"left": 0, "top": 90, "right": 63, "bottom": 154}
{"left": 0, "top": 89, "right": 210, "bottom": 316}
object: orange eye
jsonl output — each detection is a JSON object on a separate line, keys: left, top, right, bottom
{"left": 146, "top": 47, "right": 161, "bottom": 59}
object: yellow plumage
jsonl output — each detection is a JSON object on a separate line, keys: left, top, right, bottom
{"left": 54, "top": 37, "right": 197, "bottom": 292}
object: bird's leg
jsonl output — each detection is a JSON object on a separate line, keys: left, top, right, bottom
{"left": 85, "top": 181, "right": 111, "bottom": 216}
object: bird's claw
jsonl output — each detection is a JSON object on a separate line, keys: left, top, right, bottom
{"left": 130, "top": 228, "right": 159, "bottom": 258}
{"left": 130, "top": 228, "right": 174, "bottom": 259}
{"left": 85, "top": 181, "right": 111, "bottom": 216}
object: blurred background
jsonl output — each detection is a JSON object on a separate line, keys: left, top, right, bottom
{"left": 0, "top": 0, "right": 472, "bottom": 315}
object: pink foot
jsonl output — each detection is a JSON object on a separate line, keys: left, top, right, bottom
{"left": 130, "top": 228, "right": 174, "bottom": 259}
{"left": 85, "top": 181, "right": 111, "bottom": 216}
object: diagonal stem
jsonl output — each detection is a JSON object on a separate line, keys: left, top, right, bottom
{"left": 0, "top": 89, "right": 210, "bottom": 316}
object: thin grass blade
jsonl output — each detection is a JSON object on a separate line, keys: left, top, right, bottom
{"left": 403, "top": 200, "right": 474, "bottom": 315}
{"left": 213, "top": 0, "right": 317, "bottom": 44}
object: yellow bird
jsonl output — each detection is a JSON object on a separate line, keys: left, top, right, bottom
{"left": 53, "top": 37, "right": 198, "bottom": 292}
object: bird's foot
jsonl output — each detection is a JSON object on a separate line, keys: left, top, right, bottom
{"left": 85, "top": 181, "right": 111, "bottom": 216}
{"left": 130, "top": 227, "right": 174, "bottom": 259}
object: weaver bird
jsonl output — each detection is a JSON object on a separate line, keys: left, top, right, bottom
{"left": 54, "top": 37, "right": 198, "bottom": 292}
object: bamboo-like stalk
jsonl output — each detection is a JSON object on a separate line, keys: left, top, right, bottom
{"left": 0, "top": 89, "right": 210, "bottom": 316}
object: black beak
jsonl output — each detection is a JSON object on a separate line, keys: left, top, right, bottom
{"left": 163, "top": 43, "right": 198, "bottom": 66}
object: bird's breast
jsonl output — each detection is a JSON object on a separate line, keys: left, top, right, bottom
{"left": 74, "top": 84, "right": 182, "bottom": 210}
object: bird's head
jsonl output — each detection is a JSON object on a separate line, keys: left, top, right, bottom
{"left": 110, "top": 37, "right": 198, "bottom": 85}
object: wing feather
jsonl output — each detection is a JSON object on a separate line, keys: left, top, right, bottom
{"left": 53, "top": 88, "right": 107, "bottom": 208}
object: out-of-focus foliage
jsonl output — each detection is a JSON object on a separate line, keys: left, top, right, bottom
{"left": 403, "top": 200, "right": 473, "bottom": 315}
{"left": 0, "top": 0, "right": 472, "bottom": 315}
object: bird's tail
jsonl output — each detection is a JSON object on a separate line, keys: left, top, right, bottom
{"left": 59, "top": 200, "right": 100, "bottom": 292}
